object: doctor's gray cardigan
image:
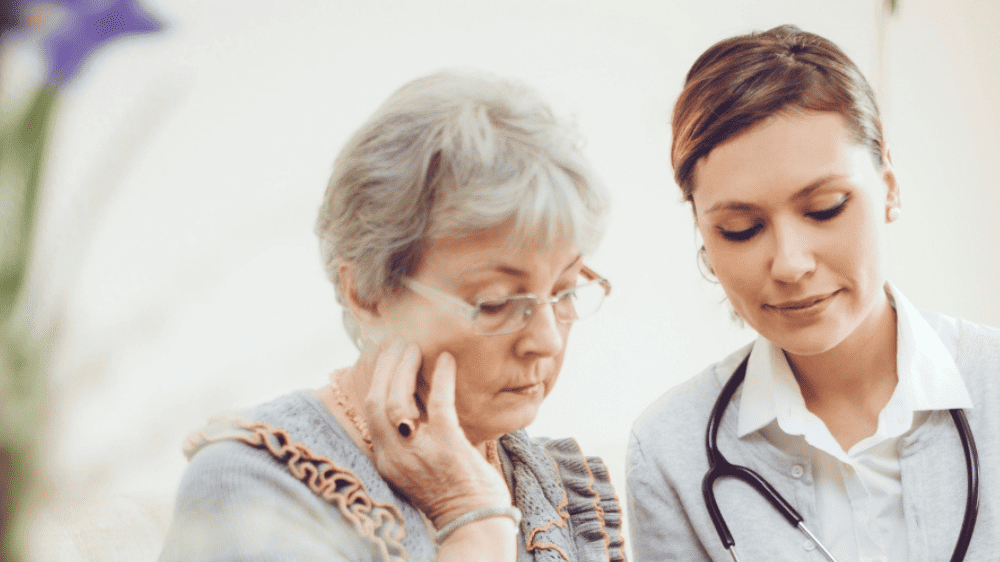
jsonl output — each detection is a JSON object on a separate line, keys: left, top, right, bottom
{"left": 626, "top": 310, "right": 999, "bottom": 562}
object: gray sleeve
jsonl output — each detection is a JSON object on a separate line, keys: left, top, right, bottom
{"left": 626, "top": 430, "right": 712, "bottom": 562}
{"left": 158, "top": 440, "right": 377, "bottom": 562}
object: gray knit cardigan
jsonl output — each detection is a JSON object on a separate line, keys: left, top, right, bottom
{"left": 159, "top": 390, "right": 625, "bottom": 562}
{"left": 627, "top": 310, "right": 1000, "bottom": 562}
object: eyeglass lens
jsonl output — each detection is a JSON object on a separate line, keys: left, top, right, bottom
{"left": 472, "top": 281, "right": 607, "bottom": 335}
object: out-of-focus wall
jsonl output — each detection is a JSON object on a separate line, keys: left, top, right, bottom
{"left": 879, "top": 0, "right": 1000, "bottom": 326}
{"left": 18, "top": 0, "right": 998, "bottom": 556}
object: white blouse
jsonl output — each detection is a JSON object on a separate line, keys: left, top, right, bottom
{"left": 735, "top": 283, "right": 973, "bottom": 562}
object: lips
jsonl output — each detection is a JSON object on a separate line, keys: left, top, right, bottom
{"left": 504, "top": 382, "right": 544, "bottom": 393}
{"left": 764, "top": 290, "right": 841, "bottom": 315}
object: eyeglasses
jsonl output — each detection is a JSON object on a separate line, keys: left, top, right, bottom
{"left": 401, "top": 265, "right": 611, "bottom": 336}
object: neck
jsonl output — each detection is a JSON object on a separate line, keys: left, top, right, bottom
{"left": 339, "top": 354, "right": 376, "bottom": 407}
{"left": 785, "top": 296, "right": 899, "bottom": 449}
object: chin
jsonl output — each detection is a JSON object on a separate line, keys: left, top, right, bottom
{"left": 462, "top": 404, "right": 540, "bottom": 444}
{"left": 768, "top": 326, "right": 850, "bottom": 358}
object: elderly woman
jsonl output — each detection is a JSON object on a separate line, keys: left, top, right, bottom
{"left": 627, "top": 25, "right": 998, "bottom": 562}
{"left": 159, "top": 70, "right": 625, "bottom": 562}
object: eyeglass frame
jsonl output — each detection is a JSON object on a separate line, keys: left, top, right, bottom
{"left": 400, "top": 265, "right": 611, "bottom": 336}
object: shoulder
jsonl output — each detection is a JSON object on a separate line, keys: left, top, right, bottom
{"left": 629, "top": 343, "right": 752, "bottom": 458}
{"left": 920, "top": 310, "right": 1000, "bottom": 359}
{"left": 244, "top": 390, "right": 347, "bottom": 447}
{"left": 178, "top": 390, "right": 381, "bottom": 508}
{"left": 163, "top": 416, "right": 378, "bottom": 561}
{"left": 162, "top": 391, "right": 415, "bottom": 562}
{"left": 171, "top": 390, "right": 362, "bottom": 519}
{"left": 920, "top": 310, "right": 1000, "bottom": 389}
{"left": 624, "top": 348, "right": 754, "bottom": 562}
{"left": 183, "top": 391, "right": 353, "bottom": 462}
{"left": 173, "top": 425, "right": 330, "bottom": 519}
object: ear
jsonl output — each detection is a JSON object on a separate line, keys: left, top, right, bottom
{"left": 337, "top": 261, "right": 383, "bottom": 339}
{"left": 882, "top": 147, "right": 901, "bottom": 211}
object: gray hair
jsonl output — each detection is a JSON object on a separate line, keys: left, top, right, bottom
{"left": 315, "top": 70, "right": 610, "bottom": 346}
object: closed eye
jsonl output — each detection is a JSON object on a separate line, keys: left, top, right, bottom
{"left": 476, "top": 298, "right": 516, "bottom": 316}
{"left": 719, "top": 223, "right": 764, "bottom": 242}
{"left": 807, "top": 194, "right": 850, "bottom": 221}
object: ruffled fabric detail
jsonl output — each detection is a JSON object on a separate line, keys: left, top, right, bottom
{"left": 184, "top": 417, "right": 410, "bottom": 562}
{"left": 183, "top": 416, "right": 623, "bottom": 562}
{"left": 501, "top": 431, "right": 627, "bottom": 562}
{"left": 544, "top": 439, "right": 627, "bottom": 562}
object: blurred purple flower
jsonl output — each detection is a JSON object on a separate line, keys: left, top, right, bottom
{"left": 2, "top": 2, "right": 17, "bottom": 38}
{"left": 42, "top": 0, "right": 162, "bottom": 87}
{"left": 2, "top": 0, "right": 37, "bottom": 38}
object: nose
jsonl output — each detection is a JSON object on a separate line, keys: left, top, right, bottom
{"left": 514, "top": 300, "right": 565, "bottom": 358}
{"left": 768, "top": 221, "right": 816, "bottom": 284}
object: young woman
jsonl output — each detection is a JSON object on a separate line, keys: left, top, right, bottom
{"left": 627, "top": 25, "right": 998, "bottom": 562}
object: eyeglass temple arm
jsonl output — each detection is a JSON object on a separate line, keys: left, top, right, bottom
{"left": 401, "top": 278, "right": 476, "bottom": 318}
{"left": 580, "top": 264, "right": 611, "bottom": 294}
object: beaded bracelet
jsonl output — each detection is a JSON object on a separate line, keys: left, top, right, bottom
{"left": 435, "top": 505, "right": 523, "bottom": 544}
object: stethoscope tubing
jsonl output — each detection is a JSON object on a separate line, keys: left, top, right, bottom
{"left": 948, "top": 408, "right": 979, "bottom": 562}
{"left": 703, "top": 354, "right": 979, "bottom": 562}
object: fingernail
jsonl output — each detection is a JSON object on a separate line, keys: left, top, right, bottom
{"left": 437, "top": 352, "right": 454, "bottom": 369}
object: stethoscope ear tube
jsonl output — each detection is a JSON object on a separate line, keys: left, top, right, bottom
{"left": 702, "top": 357, "right": 749, "bottom": 549}
{"left": 702, "top": 356, "right": 838, "bottom": 562}
{"left": 949, "top": 408, "right": 979, "bottom": 562}
{"left": 703, "top": 357, "right": 805, "bottom": 545}
{"left": 704, "top": 354, "right": 980, "bottom": 562}
{"left": 701, "top": 470, "right": 736, "bottom": 549}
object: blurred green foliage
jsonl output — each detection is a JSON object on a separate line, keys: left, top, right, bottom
{"left": 2, "top": 1, "right": 162, "bottom": 556}
{"left": 1, "top": 84, "right": 59, "bottom": 562}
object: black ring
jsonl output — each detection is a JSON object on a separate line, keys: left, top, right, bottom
{"left": 397, "top": 420, "right": 414, "bottom": 438}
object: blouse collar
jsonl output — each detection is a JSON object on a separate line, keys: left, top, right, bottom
{"left": 737, "top": 282, "right": 973, "bottom": 438}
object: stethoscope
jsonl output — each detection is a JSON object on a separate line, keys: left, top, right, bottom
{"left": 703, "top": 355, "right": 980, "bottom": 562}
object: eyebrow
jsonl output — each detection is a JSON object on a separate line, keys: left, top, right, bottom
{"left": 704, "top": 173, "right": 849, "bottom": 214}
{"left": 462, "top": 253, "right": 584, "bottom": 278}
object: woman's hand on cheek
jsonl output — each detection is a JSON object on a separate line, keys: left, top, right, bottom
{"left": 364, "top": 342, "right": 512, "bottom": 530}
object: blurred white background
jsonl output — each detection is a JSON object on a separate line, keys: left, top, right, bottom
{"left": 12, "top": 0, "right": 999, "bottom": 558}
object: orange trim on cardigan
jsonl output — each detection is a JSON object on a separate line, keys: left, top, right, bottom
{"left": 563, "top": 439, "right": 627, "bottom": 562}
{"left": 569, "top": 439, "right": 611, "bottom": 560}
{"left": 184, "top": 417, "right": 410, "bottom": 562}
{"left": 604, "top": 487, "right": 627, "bottom": 562}
{"left": 523, "top": 452, "right": 572, "bottom": 562}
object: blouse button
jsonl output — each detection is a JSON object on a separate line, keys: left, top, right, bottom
{"left": 803, "top": 540, "right": 816, "bottom": 551}
{"left": 790, "top": 464, "right": 805, "bottom": 478}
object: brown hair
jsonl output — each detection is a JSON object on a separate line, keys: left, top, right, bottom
{"left": 671, "top": 25, "right": 884, "bottom": 205}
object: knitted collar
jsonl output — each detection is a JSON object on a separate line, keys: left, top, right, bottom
{"left": 500, "top": 430, "right": 576, "bottom": 562}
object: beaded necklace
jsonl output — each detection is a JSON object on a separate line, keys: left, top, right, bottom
{"left": 328, "top": 370, "right": 374, "bottom": 456}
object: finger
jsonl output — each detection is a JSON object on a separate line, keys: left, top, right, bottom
{"left": 365, "top": 342, "right": 407, "bottom": 436}
{"left": 426, "top": 351, "right": 459, "bottom": 426}
{"left": 385, "top": 343, "right": 422, "bottom": 426}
